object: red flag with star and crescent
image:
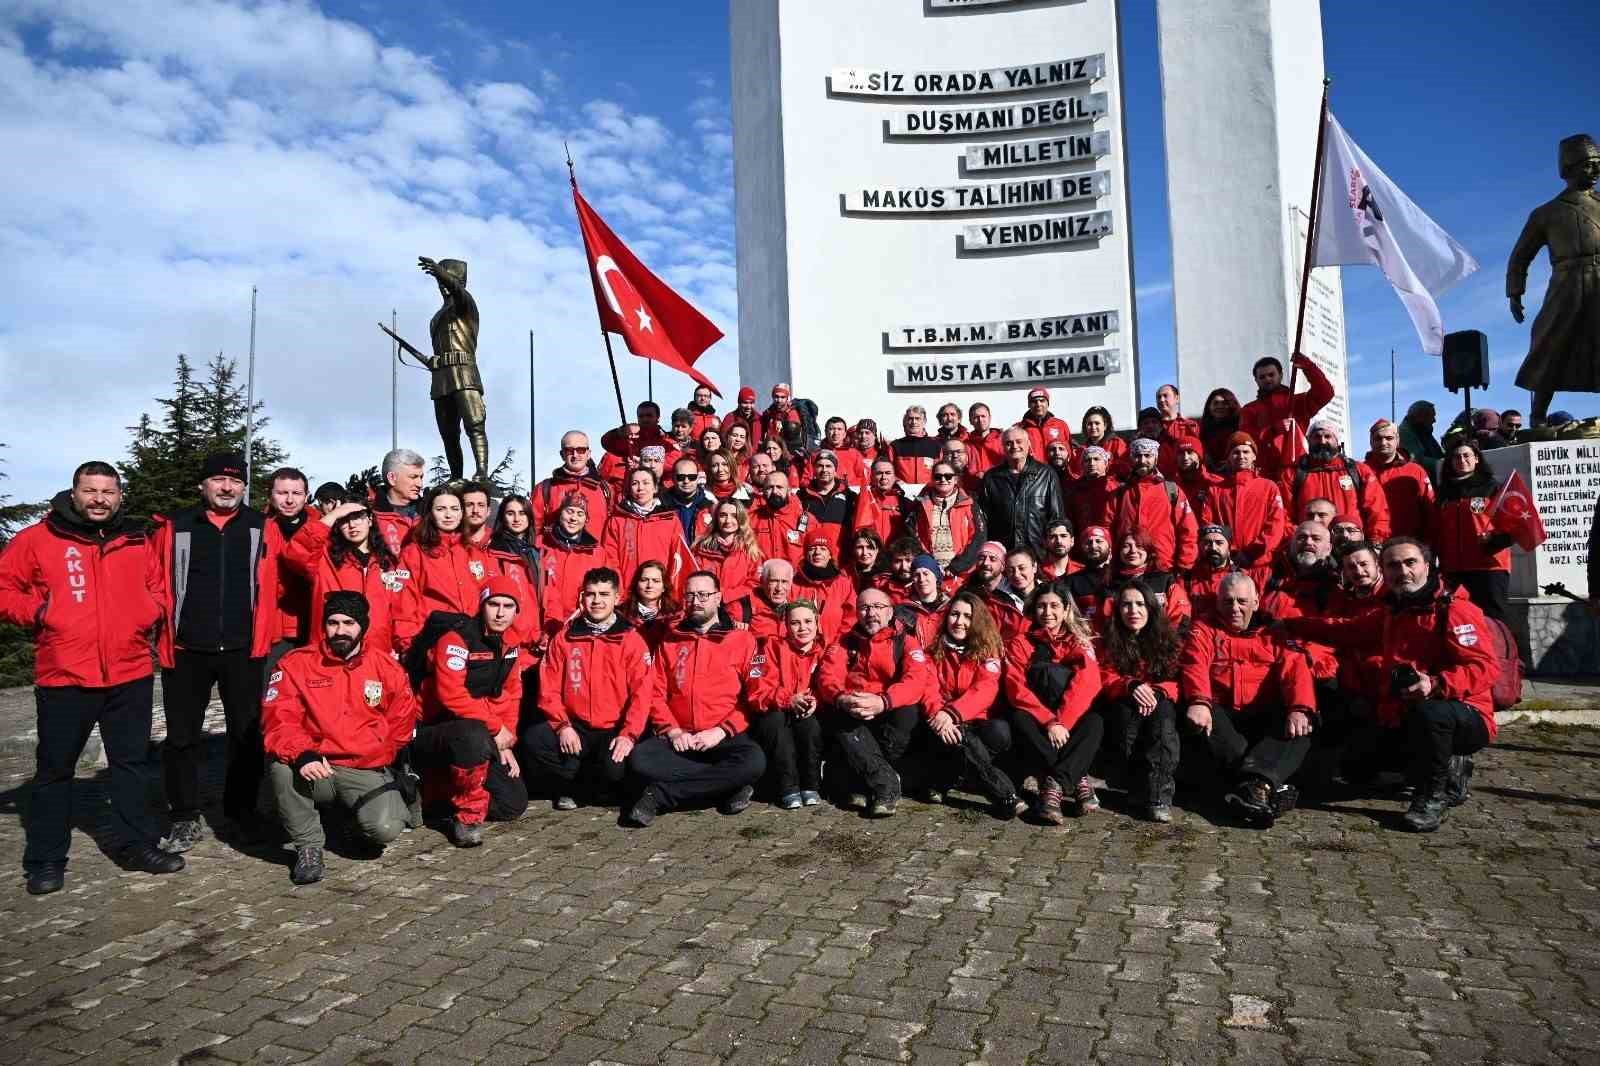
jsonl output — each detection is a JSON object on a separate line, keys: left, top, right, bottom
{"left": 573, "top": 186, "right": 723, "bottom": 395}
{"left": 1489, "top": 469, "right": 1547, "bottom": 552}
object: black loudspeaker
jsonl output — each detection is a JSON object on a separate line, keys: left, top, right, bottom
{"left": 1442, "top": 330, "right": 1489, "bottom": 392}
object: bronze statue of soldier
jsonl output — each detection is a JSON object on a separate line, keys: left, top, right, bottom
{"left": 1508, "top": 134, "right": 1600, "bottom": 425}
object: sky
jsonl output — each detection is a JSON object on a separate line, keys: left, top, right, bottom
{"left": 1, "top": 0, "right": 1596, "bottom": 502}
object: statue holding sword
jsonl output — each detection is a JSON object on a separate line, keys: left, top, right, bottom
{"left": 380, "top": 256, "right": 489, "bottom": 482}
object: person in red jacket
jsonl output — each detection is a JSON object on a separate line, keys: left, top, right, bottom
{"left": 1186, "top": 525, "right": 1235, "bottom": 625}
{"left": 1172, "top": 440, "right": 1221, "bottom": 516}
{"left": 1067, "top": 445, "right": 1120, "bottom": 537}
{"left": 532, "top": 431, "right": 613, "bottom": 541}
{"left": 538, "top": 491, "right": 604, "bottom": 633}
{"left": 1075, "top": 406, "right": 1128, "bottom": 476}
{"left": 693, "top": 499, "right": 764, "bottom": 605}
{"left": 1017, "top": 386, "right": 1072, "bottom": 463}
{"left": 908, "top": 461, "right": 985, "bottom": 580}
{"left": 821, "top": 417, "right": 867, "bottom": 488}
{"left": 915, "top": 592, "right": 1026, "bottom": 817}
{"left": 1098, "top": 579, "right": 1185, "bottom": 821}
{"left": 1202, "top": 433, "right": 1286, "bottom": 585}
{"left": 793, "top": 535, "right": 857, "bottom": 642}
{"left": 626, "top": 571, "right": 767, "bottom": 826}
{"left": 1105, "top": 533, "right": 1192, "bottom": 631}
{"left": 1260, "top": 520, "right": 1340, "bottom": 683}
{"left": 1278, "top": 421, "right": 1391, "bottom": 543}
{"left": 602, "top": 468, "right": 693, "bottom": 594}
{"left": 758, "top": 383, "right": 804, "bottom": 446}
{"left": 729, "top": 557, "right": 792, "bottom": 639}
{"left": 853, "top": 458, "right": 910, "bottom": 548}
{"left": 748, "top": 470, "right": 811, "bottom": 567}
{"left": 894, "top": 554, "right": 951, "bottom": 647}
{"left": 412, "top": 576, "right": 527, "bottom": 847}
{"left": 279, "top": 500, "right": 408, "bottom": 659}
{"left": 1039, "top": 520, "right": 1080, "bottom": 581}
{"left": 1180, "top": 572, "right": 1316, "bottom": 827}
{"left": 1431, "top": 440, "right": 1514, "bottom": 621}
{"left": 372, "top": 447, "right": 426, "bottom": 556}
{"left": 798, "top": 451, "right": 856, "bottom": 558}
{"left": 1112, "top": 438, "right": 1199, "bottom": 572}
{"left": 847, "top": 528, "right": 886, "bottom": 594}
{"left": 1197, "top": 388, "right": 1244, "bottom": 470}
{"left": 816, "top": 588, "right": 932, "bottom": 817}
{"left": 528, "top": 567, "right": 655, "bottom": 810}
{"left": 1063, "top": 527, "right": 1115, "bottom": 620}
{"left": 1365, "top": 419, "right": 1435, "bottom": 539}
{"left": 394, "top": 486, "right": 491, "bottom": 651}
{"left": 747, "top": 601, "right": 828, "bottom": 809}
{"left": 264, "top": 590, "right": 416, "bottom": 885}
{"left": 686, "top": 384, "right": 719, "bottom": 438}
{"left": 1240, "top": 352, "right": 1335, "bottom": 477}
{"left": 965, "top": 402, "right": 1006, "bottom": 475}
{"left": 149, "top": 451, "right": 281, "bottom": 851}
{"left": 0, "top": 462, "right": 182, "bottom": 893}
{"left": 1003, "top": 584, "right": 1104, "bottom": 824}
{"left": 262, "top": 467, "right": 313, "bottom": 659}
{"left": 721, "top": 386, "right": 764, "bottom": 448}
{"left": 1155, "top": 384, "right": 1203, "bottom": 478}
{"left": 889, "top": 405, "right": 942, "bottom": 486}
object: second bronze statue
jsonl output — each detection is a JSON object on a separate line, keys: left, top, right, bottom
{"left": 382, "top": 256, "right": 490, "bottom": 482}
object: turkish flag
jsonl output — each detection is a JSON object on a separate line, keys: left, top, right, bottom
{"left": 574, "top": 187, "right": 723, "bottom": 395}
{"left": 1489, "top": 469, "right": 1547, "bottom": 551}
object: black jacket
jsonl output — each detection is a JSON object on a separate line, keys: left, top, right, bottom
{"left": 978, "top": 459, "right": 1066, "bottom": 552}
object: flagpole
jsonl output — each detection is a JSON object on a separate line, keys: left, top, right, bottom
{"left": 390, "top": 309, "right": 398, "bottom": 452}
{"left": 528, "top": 329, "right": 537, "bottom": 483}
{"left": 245, "top": 285, "right": 257, "bottom": 505}
{"left": 1390, "top": 348, "right": 1396, "bottom": 423}
{"left": 567, "top": 141, "right": 628, "bottom": 425}
{"left": 1288, "top": 77, "right": 1333, "bottom": 397}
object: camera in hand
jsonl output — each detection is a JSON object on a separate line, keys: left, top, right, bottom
{"left": 1389, "top": 663, "right": 1423, "bottom": 697}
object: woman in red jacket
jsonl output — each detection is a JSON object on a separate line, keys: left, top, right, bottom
{"left": 602, "top": 468, "right": 692, "bottom": 593}
{"left": 693, "top": 500, "right": 764, "bottom": 605}
{"left": 747, "top": 601, "right": 828, "bottom": 809}
{"left": 793, "top": 535, "right": 857, "bottom": 642}
{"left": 703, "top": 450, "right": 749, "bottom": 504}
{"left": 1431, "top": 439, "right": 1513, "bottom": 622}
{"left": 920, "top": 592, "right": 1027, "bottom": 817}
{"left": 620, "top": 560, "right": 681, "bottom": 651}
{"left": 280, "top": 500, "right": 406, "bottom": 658}
{"left": 538, "top": 491, "right": 604, "bottom": 634}
{"left": 1198, "top": 388, "right": 1243, "bottom": 470}
{"left": 1003, "top": 585, "right": 1105, "bottom": 825}
{"left": 1104, "top": 533, "right": 1192, "bottom": 631}
{"left": 723, "top": 420, "right": 754, "bottom": 474}
{"left": 1097, "top": 580, "right": 1184, "bottom": 822}
{"left": 395, "top": 486, "right": 491, "bottom": 650}
{"left": 1075, "top": 406, "right": 1128, "bottom": 477}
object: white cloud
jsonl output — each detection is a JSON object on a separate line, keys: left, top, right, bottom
{"left": 0, "top": 1, "right": 739, "bottom": 501}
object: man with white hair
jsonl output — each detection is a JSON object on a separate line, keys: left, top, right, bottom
{"left": 1278, "top": 420, "right": 1390, "bottom": 542}
{"left": 1111, "top": 437, "right": 1198, "bottom": 571}
{"left": 729, "top": 558, "right": 794, "bottom": 640}
{"left": 372, "top": 447, "right": 427, "bottom": 555}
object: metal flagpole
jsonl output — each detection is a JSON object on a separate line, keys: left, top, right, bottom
{"left": 567, "top": 140, "right": 627, "bottom": 424}
{"left": 529, "top": 330, "right": 537, "bottom": 484}
{"left": 245, "top": 285, "right": 257, "bottom": 504}
{"left": 1285, "top": 77, "right": 1332, "bottom": 464}
{"left": 391, "top": 309, "right": 399, "bottom": 451}
{"left": 1390, "top": 348, "right": 1397, "bottom": 422}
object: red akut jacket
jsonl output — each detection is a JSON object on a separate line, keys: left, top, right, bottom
{"left": 759, "top": 403, "right": 803, "bottom": 445}
{"left": 748, "top": 635, "right": 826, "bottom": 713}
{"left": 1278, "top": 454, "right": 1391, "bottom": 541}
{"left": 1174, "top": 459, "right": 1222, "bottom": 518}
{"left": 687, "top": 403, "right": 720, "bottom": 439}
{"left": 1067, "top": 473, "right": 1120, "bottom": 536}
{"left": 420, "top": 625, "right": 522, "bottom": 734}
{"left": 1284, "top": 586, "right": 1498, "bottom": 735}
{"left": 601, "top": 503, "right": 693, "bottom": 593}
{"left": 395, "top": 534, "right": 491, "bottom": 649}
{"left": 1112, "top": 474, "right": 1199, "bottom": 571}
{"left": 1003, "top": 627, "right": 1101, "bottom": 729}
{"left": 982, "top": 586, "right": 1028, "bottom": 642}
{"left": 1201, "top": 469, "right": 1287, "bottom": 569}
{"left": 262, "top": 639, "right": 416, "bottom": 769}
{"left": 852, "top": 486, "right": 909, "bottom": 547}
{"left": 889, "top": 434, "right": 943, "bottom": 485}
{"left": 908, "top": 491, "right": 982, "bottom": 574}
{"left": 1178, "top": 617, "right": 1315, "bottom": 716}
{"left": 1366, "top": 451, "right": 1435, "bottom": 539}
{"left": 962, "top": 429, "right": 1004, "bottom": 476}
{"left": 830, "top": 446, "right": 869, "bottom": 489}
{"left": 1431, "top": 478, "right": 1511, "bottom": 574}
{"left": 720, "top": 406, "right": 764, "bottom": 447}
{"left": 532, "top": 469, "right": 613, "bottom": 541}
{"left": 537, "top": 529, "right": 604, "bottom": 633}
{"left": 370, "top": 497, "right": 417, "bottom": 558}
{"left": 148, "top": 507, "right": 278, "bottom": 668}
{"left": 793, "top": 566, "right": 857, "bottom": 643}
{"left": 894, "top": 597, "right": 947, "bottom": 650}
{"left": 1158, "top": 417, "right": 1204, "bottom": 478}
{"left": 749, "top": 495, "right": 811, "bottom": 567}
{"left": 538, "top": 617, "right": 655, "bottom": 737}
{"left": 928, "top": 649, "right": 1004, "bottom": 723}
{"left": 816, "top": 622, "right": 932, "bottom": 712}
{"left": 730, "top": 590, "right": 786, "bottom": 641}
{"left": 1239, "top": 360, "right": 1335, "bottom": 477}
{"left": 264, "top": 512, "right": 314, "bottom": 645}
{"left": 1039, "top": 555, "right": 1081, "bottom": 582}
{"left": 1094, "top": 636, "right": 1180, "bottom": 705}
{"left": 487, "top": 546, "right": 545, "bottom": 652}
{"left": 1068, "top": 434, "right": 1129, "bottom": 479}
{"left": 1098, "top": 569, "right": 1191, "bottom": 629}
{"left": 691, "top": 537, "right": 763, "bottom": 606}
{"left": 1019, "top": 413, "right": 1072, "bottom": 463}
{"left": 1184, "top": 563, "right": 1232, "bottom": 625}
{"left": 0, "top": 495, "right": 163, "bottom": 688}
{"left": 1261, "top": 574, "right": 1339, "bottom": 680}
{"left": 278, "top": 521, "right": 407, "bottom": 658}
{"left": 651, "top": 617, "right": 758, "bottom": 735}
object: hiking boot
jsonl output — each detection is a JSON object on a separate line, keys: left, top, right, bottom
{"left": 1074, "top": 776, "right": 1101, "bottom": 816}
{"left": 921, "top": 789, "right": 945, "bottom": 805}
{"left": 1147, "top": 804, "right": 1174, "bottom": 824}
{"left": 846, "top": 793, "right": 868, "bottom": 811}
{"left": 995, "top": 794, "right": 1029, "bottom": 820}
{"left": 118, "top": 843, "right": 185, "bottom": 875}
{"left": 718, "top": 785, "right": 754, "bottom": 816}
{"left": 554, "top": 795, "right": 578, "bottom": 811}
{"left": 1445, "top": 756, "right": 1473, "bottom": 807}
{"left": 25, "top": 865, "right": 64, "bottom": 896}
{"left": 448, "top": 819, "right": 484, "bottom": 848}
{"left": 1273, "top": 784, "right": 1299, "bottom": 814}
{"left": 626, "top": 790, "right": 661, "bottom": 828}
{"left": 290, "top": 847, "right": 324, "bottom": 886}
{"left": 161, "top": 818, "right": 204, "bottom": 854}
{"left": 1403, "top": 791, "right": 1448, "bottom": 832}
{"left": 1226, "top": 778, "right": 1276, "bottom": 827}
{"left": 1037, "top": 777, "right": 1066, "bottom": 826}
{"left": 868, "top": 797, "right": 898, "bottom": 818}
{"left": 799, "top": 790, "right": 822, "bottom": 807}
{"left": 778, "top": 792, "right": 805, "bottom": 811}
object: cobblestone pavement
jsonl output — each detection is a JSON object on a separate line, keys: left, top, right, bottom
{"left": 1, "top": 723, "right": 1598, "bottom": 1065}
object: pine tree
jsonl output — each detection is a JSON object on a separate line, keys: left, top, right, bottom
{"left": 426, "top": 449, "right": 525, "bottom": 498}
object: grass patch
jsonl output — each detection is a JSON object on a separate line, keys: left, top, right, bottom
{"left": 811, "top": 827, "right": 883, "bottom": 865}
{"left": 737, "top": 824, "right": 775, "bottom": 841}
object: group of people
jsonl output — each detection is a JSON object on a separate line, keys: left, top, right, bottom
{"left": 4, "top": 359, "right": 1593, "bottom": 897}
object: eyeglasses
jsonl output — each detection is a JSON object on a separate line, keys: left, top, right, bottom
{"left": 932, "top": 473, "right": 957, "bottom": 482}
{"left": 561, "top": 446, "right": 589, "bottom": 455}
{"left": 683, "top": 591, "right": 719, "bottom": 601}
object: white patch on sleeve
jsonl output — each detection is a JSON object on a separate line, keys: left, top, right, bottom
{"left": 445, "top": 644, "right": 469, "bottom": 659}
{"left": 909, "top": 649, "right": 926, "bottom": 663}
{"left": 1452, "top": 623, "right": 1479, "bottom": 648}
{"left": 264, "top": 687, "right": 279, "bottom": 702}
{"left": 445, "top": 656, "right": 467, "bottom": 671}
{"left": 983, "top": 659, "right": 1000, "bottom": 674}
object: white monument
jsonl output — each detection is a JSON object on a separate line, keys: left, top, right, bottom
{"left": 1156, "top": 0, "right": 1351, "bottom": 441}
{"left": 730, "top": 0, "right": 1140, "bottom": 429}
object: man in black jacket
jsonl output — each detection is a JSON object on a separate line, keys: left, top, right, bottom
{"left": 977, "top": 426, "right": 1066, "bottom": 552}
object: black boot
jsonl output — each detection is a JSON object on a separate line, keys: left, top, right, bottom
{"left": 1403, "top": 789, "right": 1448, "bottom": 832}
{"left": 118, "top": 843, "right": 186, "bottom": 875}
{"left": 1444, "top": 756, "right": 1473, "bottom": 807}
{"left": 25, "top": 865, "right": 65, "bottom": 896}
{"left": 290, "top": 847, "right": 325, "bottom": 886}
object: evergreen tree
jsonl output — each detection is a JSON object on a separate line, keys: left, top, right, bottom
{"left": 122, "top": 352, "right": 290, "bottom": 519}
{"left": 0, "top": 445, "right": 45, "bottom": 687}
{"left": 426, "top": 449, "right": 524, "bottom": 498}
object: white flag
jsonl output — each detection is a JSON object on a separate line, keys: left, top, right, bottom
{"left": 1312, "top": 112, "right": 1478, "bottom": 355}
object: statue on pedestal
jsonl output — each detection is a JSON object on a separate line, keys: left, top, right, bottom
{"left": 1508, "top": 134, "right": 1600, "bottom": 424}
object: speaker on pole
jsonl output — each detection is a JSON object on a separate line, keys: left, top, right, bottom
{"left": 1442, "top": 330, "right": 1489, "bottom": 393}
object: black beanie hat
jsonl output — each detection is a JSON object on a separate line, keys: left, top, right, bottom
{"left": 323, "top": 590, "right": 370, "bottom": 634}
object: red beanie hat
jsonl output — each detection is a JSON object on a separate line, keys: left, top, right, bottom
{"left": 480, "top": 576, "right": 522, "bottom": 611}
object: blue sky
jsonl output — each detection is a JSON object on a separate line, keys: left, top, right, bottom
{"left": 1, "top": 1, "right": 1596, "bottom": 500}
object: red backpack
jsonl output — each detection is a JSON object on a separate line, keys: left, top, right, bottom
{"left": 1436, "top": 601, "right": 1522, "bottom": 711}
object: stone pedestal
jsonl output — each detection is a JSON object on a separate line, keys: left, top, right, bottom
{"left": 1506, "top": 597, "right": 1599, "bottom": 678}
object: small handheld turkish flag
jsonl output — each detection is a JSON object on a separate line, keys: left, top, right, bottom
{"left": 574, "top": 187, "right": 723, "bottom": 396}
{"left": 1489, "top": 469, "right": 1547, "bottom": 552}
